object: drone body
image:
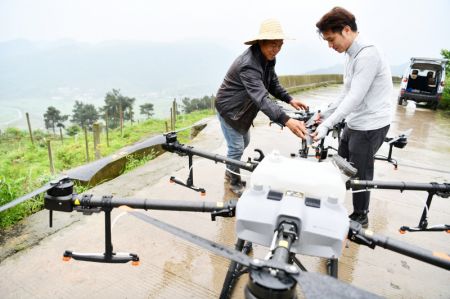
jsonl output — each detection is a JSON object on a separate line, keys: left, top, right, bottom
{"left": 236, "top": 151, "right": 349, "bottom": 258}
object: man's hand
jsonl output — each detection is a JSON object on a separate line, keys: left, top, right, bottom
{"left": 285, "top": 118, "right": 307, "bottom": 139}
{"left": 289, "top": 99, "right": 308, "bottom": 110}
{"left": 311, "top": 124, "right": 328, "bottom": 141}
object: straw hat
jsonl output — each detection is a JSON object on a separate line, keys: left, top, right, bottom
{"left": 244, "top": 18, "right": 292, "bottom": 45}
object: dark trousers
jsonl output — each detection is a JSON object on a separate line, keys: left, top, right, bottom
{"left": 338, "top": 124, "right": 390, "bottom": 214}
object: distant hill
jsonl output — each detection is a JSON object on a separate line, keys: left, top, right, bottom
{"left": 0, "top": 39, "right": 238, "bottom": 100}
{"left": 0, "top": 39, "right": 410, "bottom": 101}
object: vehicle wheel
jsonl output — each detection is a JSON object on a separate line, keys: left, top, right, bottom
{"left": 398, "top": 98, "right": 406, "bottom": 106}
{"left": 432, "top": 102, "right": 438, "bottom": 110}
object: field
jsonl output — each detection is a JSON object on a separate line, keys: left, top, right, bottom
{"left": 0, "top": 110, "right": 214, "bottom": 229}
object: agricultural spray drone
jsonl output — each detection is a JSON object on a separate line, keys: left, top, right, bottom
{"left": 1, "top": 129, "right": 448, "bottom": 299}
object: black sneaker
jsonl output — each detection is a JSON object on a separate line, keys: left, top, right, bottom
{"left": 243, "top": 241, "right": 253, "bottom": 254}
{"left": 354, "top": 214, "right": 369, "bottom": 228}
{"left": 349, "top": 211, "right": 359, "bottom": 221}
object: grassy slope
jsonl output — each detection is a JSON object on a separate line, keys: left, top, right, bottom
{"left": 0, "top": 110, "right": 214, "bottom": 229}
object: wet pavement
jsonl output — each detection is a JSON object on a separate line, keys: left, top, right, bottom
{"left": 0, "top": 85, "right": 449, "bottom": 298}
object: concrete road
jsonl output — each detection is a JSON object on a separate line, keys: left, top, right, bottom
{"left": 0, "top": 85, "right": 449, "bottom": 298}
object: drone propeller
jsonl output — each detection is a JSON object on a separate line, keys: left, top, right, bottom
{"left": 67, "top": 120, "right": 210, "bottom": 182}
{"left": 0, "top": 179, "right": 60, "bottom": 213}
{"left": 128, "top": 210, "right": 380, "bottom": 299}
{"left": 66, "top": 134, "right": 167, "bottom": 182}
{"left": 387, "top": 128, "right": 413, "bottom": 144}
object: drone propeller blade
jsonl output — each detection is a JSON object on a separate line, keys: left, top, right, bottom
{"left": 65, "top": 134, "right": 167, "bottom": 182}
{"left": 128, "top": 210, "right": 252, "bottom": 267}
{"left": 0, "top": 181, "right": 54, "bottom": 213}
{"left": 292, "top": 271, "right": 381, "bottom": 299}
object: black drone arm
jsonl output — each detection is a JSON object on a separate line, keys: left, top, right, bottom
{"left": 44, "top": 178, "right": 237, "bottom": 265}
{"left": 348, "top": 220, "right": 450, "bottom": 271}
{"left": 163, "top": 132, "right": 258, "bottom": 172}
{"left": 348, "top": 180, "right": 450, "bottom": 193}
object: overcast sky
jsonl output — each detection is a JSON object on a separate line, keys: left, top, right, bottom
{"left": 1, "top": 0, "right": 449, "bottom": 67}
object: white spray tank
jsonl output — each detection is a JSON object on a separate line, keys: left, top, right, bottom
{"left": 236, "top": 151, "right": 351, "bottom": 258}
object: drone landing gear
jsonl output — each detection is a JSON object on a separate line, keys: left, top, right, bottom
{"left": 326, "top": 258, "right": 339, "bottom": 278}
{"left": 63, "top": 208, "right": 139, "bottom": 265}
{"left": 374, "top": 141, "right": 398, "bottom": 169}
{"left": 375, "top": 133, "right": 410, "bottom": 169}
{"left": 170, "top": 153, "right": 206, "bottom": 195}
{"left": 163, "top": 132, "right": 259, "bottom": 195}
{"left": 400, "top": 189, "right": 450, "bottom": 233}
{"left": 220, "top": 239, "right": 252, "bottom": 299}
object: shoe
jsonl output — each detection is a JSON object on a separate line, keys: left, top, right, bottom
{"left": 349, "top": 212, "right": 369, "bottom": 228}
{"left": 228, "top": 172, "right": 245, "bottom": 196}
{"left": 229, "top": 181, "right": 245, "bottom": 196}
{"left": 349, "top": 211, "right": 359, "bottom": 221}
{"left": 243, "top": 241, "right": 253, "bottom": 254}
{"left": 225, "top": 171, "right": 246, "bottom": 186}
{"left": 354, "top": 214, "right": 369, "bottom": 228}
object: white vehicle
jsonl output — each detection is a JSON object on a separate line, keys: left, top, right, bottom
{"left": 398, "top": 57, "right": 448, "bottom": 110}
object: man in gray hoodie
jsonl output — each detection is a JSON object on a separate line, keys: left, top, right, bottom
{"left": 313, "top": 7, "right": 393, "bottom": 228}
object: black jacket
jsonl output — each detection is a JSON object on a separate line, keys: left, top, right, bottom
{"left": 215, "top": 44, "right": 292, "bottom": 134}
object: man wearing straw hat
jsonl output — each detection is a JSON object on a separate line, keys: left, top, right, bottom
{"left": 215, "top": 18, "right": 308, "bottom": 196}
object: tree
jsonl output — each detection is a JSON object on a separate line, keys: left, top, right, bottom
{"left": 439, "top": 49, "right": 450, "bottom": 110}
{"left": 140, "top": 103, "right": 154, "bottom": 119}
{"left": 43, "top": 106, "right": 68, "bottom": 135}
{"left": 71, "top": 101, "right": 99, "bottom": 129}
{"left": 181, "top": 95, "right": 215, "bottom": 113}
{"left": 100, "top": 89, "right": 136, "bottom": 128}
{"left": 441, "top": 49, "right": 450, "bottom": 76}
{"left": 66, "top": 125, "right": 81, "bottom": 137}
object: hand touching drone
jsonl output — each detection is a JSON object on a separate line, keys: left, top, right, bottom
{"left": 284, "top": 99, "right": 309, "bottom": 139}
{"left": 285, "top": 118, "right": 308, "bottom": 139}
{"left": 311, "top": 123, "right": 328, "bottom": 141}
{"left": 289, "top": 98, "right": 309, "bottom": 111}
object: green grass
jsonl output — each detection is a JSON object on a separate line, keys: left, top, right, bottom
{"left": 0, "top": 110, "right": 214, "bottom": 229}
{"left": 438, "top": 76, "right": 450, "bottom": 110}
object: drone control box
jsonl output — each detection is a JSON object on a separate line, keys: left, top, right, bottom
{"left": 236, "top": 151, "right": 349, "bottom": 259}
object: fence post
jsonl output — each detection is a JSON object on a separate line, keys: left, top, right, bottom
{"left": 84, "top": 126, "right": 90, "bottom": 162}
{"left": 172, "top": 99, "right": 177, "bottom": 130}
{"left": 93, "top": 122, "right": 101, "bottom": 160}
{"left": 25, "top": 112, "right": 34, "bottom": 145}
{"left": 59, "top": 127, "right": 64, "bottom": 144}
{"left": 165, "top": 121, "right": 169, "bottom": 132}
{"left": 47, "top": 139, "right": 55, "bottom": 175}
{"left": 170, "top": 108, "right": 173, "bottom": 131}
{"left": 105, "top": 111, "right": 110, "bottom": 147}
{"left": 119, "top": 102, "right": 123, "bottom": 137}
